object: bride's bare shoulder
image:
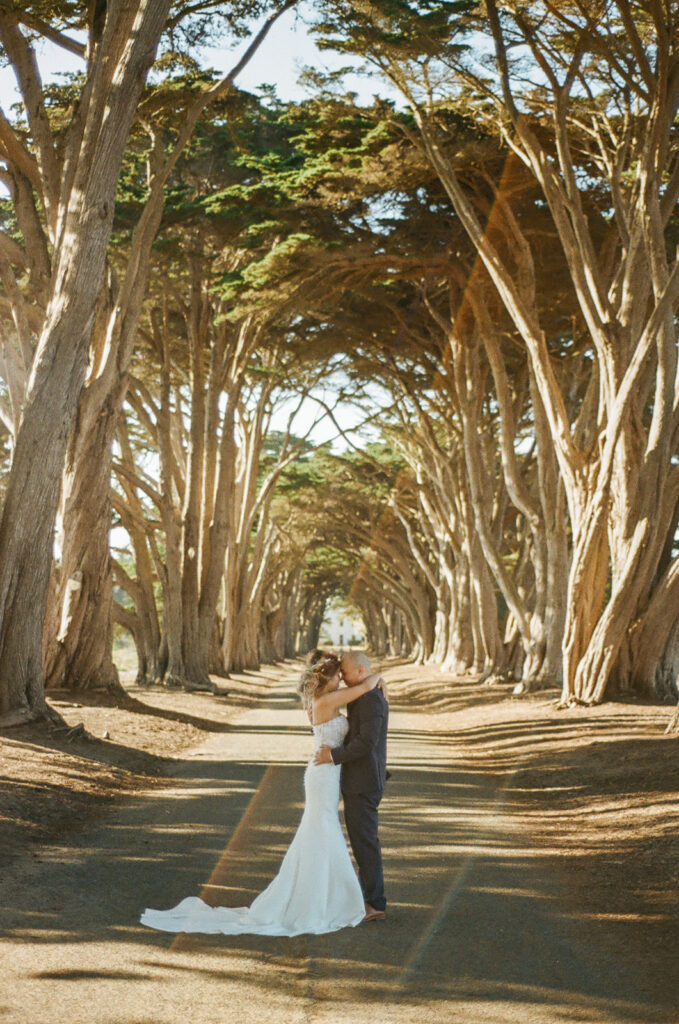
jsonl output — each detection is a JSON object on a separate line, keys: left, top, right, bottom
{"left": 311, "top": 711, "right": 346, "bottom": 726}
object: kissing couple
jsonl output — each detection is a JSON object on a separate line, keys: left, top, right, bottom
{"left": 141, "top": 649, "right": 390, "bottom": 936}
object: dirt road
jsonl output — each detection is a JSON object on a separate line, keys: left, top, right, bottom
{"left": 1, "top": 670, "right": 677, "bottom": 1024}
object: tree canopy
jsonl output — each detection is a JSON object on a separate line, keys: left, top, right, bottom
{"left": 0, "top": 0, "right": 677, "bottom": 721}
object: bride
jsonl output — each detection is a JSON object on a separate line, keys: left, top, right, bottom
{"left": 140, "top": 650, "right": 387, "bottom": 936}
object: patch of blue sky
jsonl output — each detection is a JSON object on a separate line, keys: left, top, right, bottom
{"left": 0, "top": 4, "right": 396, "bottom": 111}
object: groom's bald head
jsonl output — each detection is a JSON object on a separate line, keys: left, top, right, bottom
{"left": 341, "top": 651, "right": 371, "bottom": 686}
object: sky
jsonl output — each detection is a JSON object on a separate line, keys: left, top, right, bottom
{"left": 0, "top": 5, "right": 399, "bottom": 449}
{"left": 0, "top": 5, "right": 392, "bottom": 108}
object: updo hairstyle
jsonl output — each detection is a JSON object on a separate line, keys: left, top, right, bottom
{"left": 298, "top": 649, "right": 341, "bottom": 710}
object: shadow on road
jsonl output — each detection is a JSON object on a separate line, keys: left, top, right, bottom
{"left": 2, "top": 670, "right": 678, "bottom": 1024}
{"left": 2, "top": 748, "right": 678, "bottom": 1023}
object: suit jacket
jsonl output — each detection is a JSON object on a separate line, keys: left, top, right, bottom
{"left": 331, "top": 688, "right": 389, "bottom": 796}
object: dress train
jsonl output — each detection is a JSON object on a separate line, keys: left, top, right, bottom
{"left": 140, "top": 715, "right": 364, "bottom": 937}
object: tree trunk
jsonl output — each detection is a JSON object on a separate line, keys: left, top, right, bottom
{"left": 43, "top": 400, "right": 121, "bottom": 693}
{"left": 0, "top": 0, "right": 170, "bottom": 721}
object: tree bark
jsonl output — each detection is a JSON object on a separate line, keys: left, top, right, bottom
{"left": 43, "top": 393, "right": 121, "bottom": 693}
{"left": 0, "top": 0, "right": 171, "bottom": 721}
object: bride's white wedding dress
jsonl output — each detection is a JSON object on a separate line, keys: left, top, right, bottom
{"left": 140, "top": 714, "right": 365, "bottom": 936}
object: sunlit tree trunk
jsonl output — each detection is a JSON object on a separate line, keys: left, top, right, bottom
{"left": 39, "top": 1, "right": 298, "bottom": 699}
{"left": 0, "top": 1, "right": 171, "bottom": 723}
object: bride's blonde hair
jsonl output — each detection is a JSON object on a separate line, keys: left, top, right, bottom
{"left": 298, "top": 649, "right": 341, "bottom": 710}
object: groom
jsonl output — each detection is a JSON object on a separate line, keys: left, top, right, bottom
{"left": 314, "top": 651, "right": 389, "bottom": 922}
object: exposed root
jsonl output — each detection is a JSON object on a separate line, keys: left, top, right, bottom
{"left": 161, "top": 672, "right": 219, "bottom": 694}
{"left": 49, "top": 720, "right": 90, "bottom": 742}
{"left": 0, "top": 706, "right": 38, "bottom": 728}
{"left": 664, "top": 704, "right": 679, "bottom": 734}
{"left": 480, "top": 669, "right": 512, "bottom": 687}
{"left": 0, "top": 700, "right": 86, "bottom": 732}
{"left": 182, "top": 679, "right": 219, "bottom": 694}
{"left": 554, "top": 696, "right": 592, "bottom": 710}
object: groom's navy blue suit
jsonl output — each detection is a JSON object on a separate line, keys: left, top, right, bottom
{"left": 331, "top": 687, "right": 389, "bottom": 912}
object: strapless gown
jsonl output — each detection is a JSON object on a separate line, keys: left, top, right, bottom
{"left": 140, "top": 714, "right": 365, "bottom": 936}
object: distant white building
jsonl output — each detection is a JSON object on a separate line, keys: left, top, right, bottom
{"left": 319, "top": 604, "right": 364, "bottom": 650}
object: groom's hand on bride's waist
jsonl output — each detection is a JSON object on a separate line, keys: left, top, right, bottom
{"left": 314, "top": 745, "right": 333, "bottom": 765}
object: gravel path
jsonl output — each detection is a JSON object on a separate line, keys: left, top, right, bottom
{"left": 0, "top": 671, "right": 675, "bottom": 1024}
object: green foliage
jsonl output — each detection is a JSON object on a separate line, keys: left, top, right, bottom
{"left": 312, "top": 0, "right": 480, "bottom": 62}
{"left": 266, "top": 437, "right": 405, "bottom": 606}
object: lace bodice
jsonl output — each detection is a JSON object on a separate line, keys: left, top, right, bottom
{"left": 311, "top": 714, "right": 348, "bottom": 751}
